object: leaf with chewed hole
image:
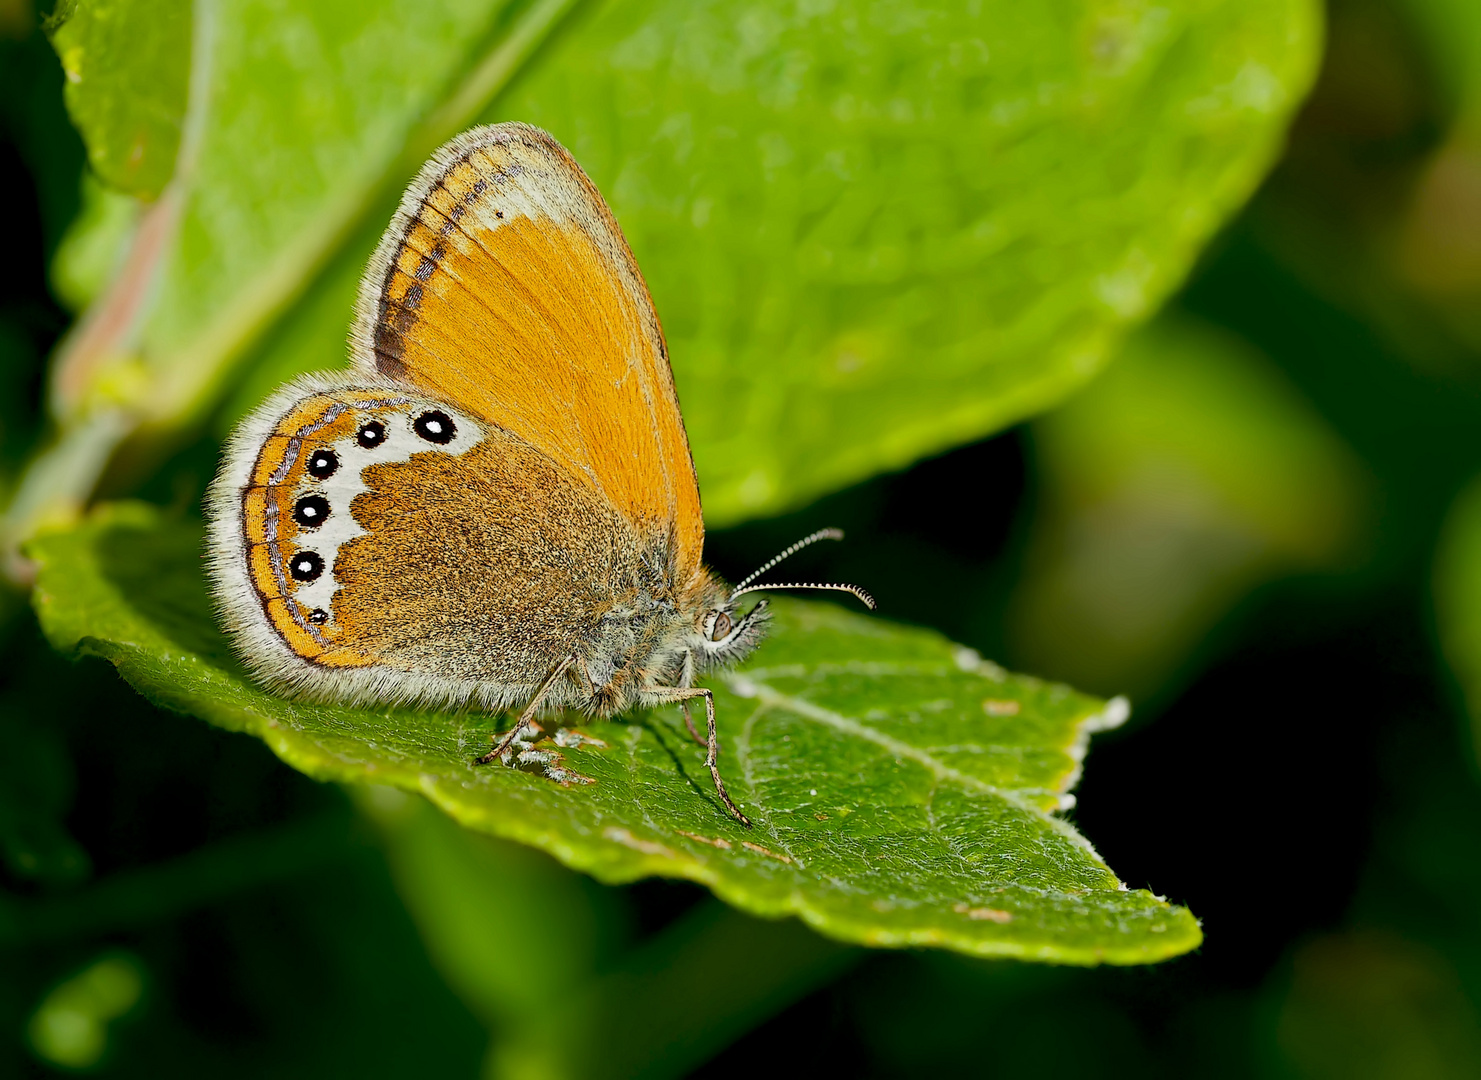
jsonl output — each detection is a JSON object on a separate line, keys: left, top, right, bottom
{"left": 30, "top": 503, "right": 1200, "bottom": 965}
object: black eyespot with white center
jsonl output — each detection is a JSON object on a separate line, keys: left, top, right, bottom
{"left": 307, "top": 449, "right": 338, "bottom": 479}
{"left": 292, "top": 494, "right": 330, "bottom": 528}
{"left": 290, "top": 551, "right": 324, "bottom": 582}
{"left": 308, "top": 608, "right": 329, "bottom": 625}
{"left": 356, "top": 420, "right": 386, "bottom": 448}
{"left": 413, "top": 409, "right": 456, "bottom": 444}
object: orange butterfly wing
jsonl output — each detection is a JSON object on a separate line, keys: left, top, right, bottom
{"left": 350, "top": 122, "right": 704, "bottom": 586}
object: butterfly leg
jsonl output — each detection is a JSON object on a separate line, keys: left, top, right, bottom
{"left": 476, "top": 654, "right": 578, "bottom": 764}
{"left": 651, "top": 687, "right": 752, "bottom": 828}
{"left": 675, "top": 651, "right": 707, "bottom": 746}
{"left": 680, "top": 703, "right": 707, "bottom": 747}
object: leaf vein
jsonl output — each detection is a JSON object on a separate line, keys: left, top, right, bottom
{"left": 729, "top": 674, "right": 1047, "bottom": 820}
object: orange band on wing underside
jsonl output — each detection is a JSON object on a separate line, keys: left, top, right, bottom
{"left": 264, "top": 598, "right": 324, "bottom": 659}
{"left": 241, "top": 391, "right": 402, "bottom": 668}
{"left": 247, "top": 545, "right": 282, "bottom": 602}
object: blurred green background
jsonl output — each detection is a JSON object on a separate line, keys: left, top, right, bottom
{"left": 6, "top": 0, "right": 1481, "bottom": 1075}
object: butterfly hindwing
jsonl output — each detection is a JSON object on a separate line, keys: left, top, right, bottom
{"left": 210, "top": 376, "right": 657, "bottom": 708}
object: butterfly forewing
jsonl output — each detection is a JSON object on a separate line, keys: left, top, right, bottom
{"left": 351, "top": 123, "right": 705, "bottom": 591}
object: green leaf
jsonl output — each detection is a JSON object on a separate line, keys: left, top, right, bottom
{"left": 46, "top": 0, "right": 192, "bottom": 199}
{"left": 29, "top": 503, "right": 1199, "bottom": 965}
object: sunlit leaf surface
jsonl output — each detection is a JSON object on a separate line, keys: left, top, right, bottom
{"left": 30, "top": 504, "right": 1200, "bottom": 965}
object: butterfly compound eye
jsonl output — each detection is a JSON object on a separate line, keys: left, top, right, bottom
{"left": 710, "top": 611, "right": 733, "bottom": 642}
{"left": 307, "top": 449, "right": 338, "bottom": 479}
{"left": 413, "top": 409, "right": 456, "bottom": 444}
{"left": 356, "top": 420, "right": 386, "bottom": 448}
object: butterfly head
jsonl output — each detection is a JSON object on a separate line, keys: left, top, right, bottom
{"left": 690, "top": 596, "right": 772, "bottom": 672}
{"left": 684, "top": 528, "right": 875, "bottom": 675}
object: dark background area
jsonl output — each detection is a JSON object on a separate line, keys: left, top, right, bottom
{"left": 6, "top": 0, "right": 1481, "bottom": 1075}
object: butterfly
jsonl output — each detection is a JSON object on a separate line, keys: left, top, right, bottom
{"left": 206, "top": 123, "right": 873, "bottom": 827}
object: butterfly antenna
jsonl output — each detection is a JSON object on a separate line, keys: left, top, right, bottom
{"left": 730, "top": 528, "right": 877, "bottom": 610}
{"left": 733, "top": 528, "right": 845, "bottom": 591}
{"left": 731, "top": 580, "right": 877, "bottom": 610}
